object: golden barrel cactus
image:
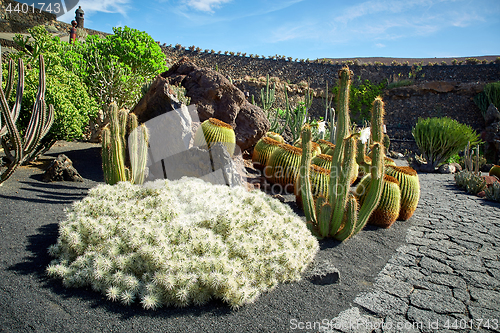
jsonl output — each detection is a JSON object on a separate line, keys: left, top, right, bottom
{"left": 265, "top": 143, "right": 303, "bottom": 192}
{"left": 252, "top": 136, "right": 282, "bottom": 170}
{"left": 385, "top": 165, "right": 420, "bottom": 221}
{"left": 194, "top": 118, "right": 236, "bottom": 156}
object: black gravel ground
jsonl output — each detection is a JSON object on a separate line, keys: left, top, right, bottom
{"left": 0, "top": 141, "right": 418, "bottom": 333}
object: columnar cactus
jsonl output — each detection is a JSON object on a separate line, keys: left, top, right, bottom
{"left": 101, "top": 102, "right": 149, "bottom": 185}
{"left": 299, "top": 67, "right": 386, "bottom": 240}
{"left": 0, "top": 48, "right": 54, "bottom": 185}
{"left": 194, "top": 118, "right": 236, "bottom": 157}
{"left": 294, "top": 164, "right": 330, "bottom": 208}
{"left": 317, "top": 139, "right": 335, "bottom": 154}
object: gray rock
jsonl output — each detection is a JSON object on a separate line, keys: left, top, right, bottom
{"left": 374, "top": 275, "right": 414, "bottom": 298}
{"left": 424, "top": 273, "right": 467, "bottom": 289}
{"left": 42, "top": 154, "right": 83, "bottom": 182}
{"left": 307, "top": 260, "right": 340, "bottom": 285}
{"left": 484, "top": 103, "right": 500, "bottom": 126}
{"left": 469, "top": 287, "right": 500, "bottom": 311}
{"left": 409, "top": 289, "right": 466, "bottom": 314}
{"left": 438, "top": 164, "right": 456, "bottom": 174}
{"left": 354, "top": 289, "right": 408, "bottom": 316}
{"left": 406, "top": 306, "right": 466, "bottom": 333}
{"left": 320, "top": 307, "right": 384, "bottom": 333}
{"left": 419, "top": 257, "right": 453, "bottom": 274}
{"left": 446, "top": 255, "right": 487, "bottom": 273}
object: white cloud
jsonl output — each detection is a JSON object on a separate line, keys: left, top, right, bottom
{"left": 183, "top": 0, "right": 232, "bottom": 12}
{"left": 375, "top": 43, "right": 385, "bottom": 48}
{"left": 59, "top": 0, "right": 131, "bottom": 21}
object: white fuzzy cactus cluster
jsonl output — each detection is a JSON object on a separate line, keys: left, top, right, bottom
{"left": 47, "top": 177, "right": 319, "bottom": 309}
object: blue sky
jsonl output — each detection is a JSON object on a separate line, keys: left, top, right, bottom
{"left": 58, "top": 0, "right": 500, "bottom": 60}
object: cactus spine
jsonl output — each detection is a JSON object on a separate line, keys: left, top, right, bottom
{"left": 0, "top": 48, "right": 54, "bottom": 185}
{"left": 101, "top": 102, "right": 149, "bottom": 185}
{"left": 299, "top": 67, "right": 385, "bottom": 240}
{"left": 194, "top": 118, "right": 236, "bottom": 156}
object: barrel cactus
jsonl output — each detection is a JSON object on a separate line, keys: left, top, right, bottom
{"left": 252, "top": 136, "right": 282, "bottom": 170}
{"left": 265, "top": 131, "right": 284, "bottom": 143}
{"left": 489, "top": 165, "right": 500, "bottom": 179}
{"left": 356, "top": 174, "right": 401, "bottom": 228}
{"left": 385, "top": 165, "right": 420, "bottom": 221}
{"left": 317, "top": 139, "right": 336, "bottom": 155}
{"left": 294, "top": 139, "right": 321, "bottom": 156}
{"left": 194, "top": 118, "right": 236, "bottom": 156}
{"left": 265, "top": 143, "right": 302, "bottom": 192}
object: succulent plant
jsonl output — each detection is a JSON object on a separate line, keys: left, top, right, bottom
{"left": 194, "top": 118, "right": 236, "bottom": 157}
{"left": 489, "top": 165, "right": 500, "bottom": 179}
{"left": 317, "top": 139, "right": 335, "bottom": 154}
{"left": 299, "top": 67, "right": 386, "bottom": 240}
{"left": 385, "top": 165, "right": 420, "bottom": 220}
{"left": 455, "top": 170, "right": 487, "bottom": 195}
{"left": 265, "top": 143, "right": 303, "bottom": 192}
{"left": 46, "top": 178, "right": 319, "bottom": 310}
{"left": 0, "top": 48, "right": 54, "bottom": 185}
{"left": 294, "top": 139, "right": 321, "bottom": 156}
{"left": 265, "top": 131, "right": 284, "bottom": 143}
{"left": 356, "top": 174, "right": 401, "bottom": 228}
{"left": 101, "top": 103, "right": 149, "bottom": 185}
{"left": 485, "top": 180, "right": 500, "bottom": 202}
{"left": 251, "top": 136, "right": 282, "bottom": 170}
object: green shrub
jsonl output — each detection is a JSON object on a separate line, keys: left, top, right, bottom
{"left": 10, "top": 26, "right": 98, "bottom": 152}
{"left": 331, "top": 78, "right": 386, "bottom": 123}
{"left": 412, "top": 117, "right": 480, "bottom": 170}
{"left": 47, "top": 178, "right": 319, "bottom": 309}
{"left": 474, "top": 82, "right": 500, "bottom": 119}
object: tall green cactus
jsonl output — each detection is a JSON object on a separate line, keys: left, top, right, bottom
{"left": 0, "top": 47, "right": 54, "bottom": 185}
{"left": 101, "top": 102, "right": 149, "bottom": 185}
{"left": 299, "top": 67, "right": 385, "bottom": 240}
{"left": 260, "top": 74, "right": 276, "bottom": 111}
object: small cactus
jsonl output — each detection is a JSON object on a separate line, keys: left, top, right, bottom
{"left": 194, "top": 118, "right": 236, "bottom": 157}
{"left": 265, "top": 131, "right": 284, "bottom": 143}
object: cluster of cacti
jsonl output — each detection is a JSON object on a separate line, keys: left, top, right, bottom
{"left": 0, "top": 46, "right": 54, "bottom": 185}
{"left": 299, "top": 67, "right": 387, "bottom": 240}
{"left": 454, "top": 143, "right": 487, "bottom": 195}
{"left": 294, "top": 164, "right": 330, "bottom": 208}
{"left": 46, "top": 177, "right": 319, "bottom": 309}
{"left": 101, "top": 102, "right": 149, "bottom": 185}
{"left": 485, "top": 181, "right": 500, "bottom": 202}
{"left": 194, "top": 118, "right": 236, "bottom": 157}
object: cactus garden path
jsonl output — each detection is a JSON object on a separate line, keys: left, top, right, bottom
{"left": 0, "top": 141, "right": 499, "bottom": 332}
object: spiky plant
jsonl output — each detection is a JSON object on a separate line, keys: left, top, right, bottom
{"left": 317, "top": 139, "right": 335, "bottom": 154}
{"left": 252, "top": 136, "right": 282, "bottom": 170}
{"left": 46, "top": 177, "right": 319, "bottom": 309}
{"left": 0, "top": 49, "right": 54, "bottom": 185}
{"left": 299, "top": 67, "right": 386, "bottom": 240}
{"left": 485, "top": 181, "right": 500, "bottom": 202}
{"left": 356, "top": 174, "right": 401, "bottom": 228}
{"left": 294, "top": 164, "right": 330, "bottom": 208}
{"left": 265, "top": 143, "right": 302, "bottom": 192}
{"left": 265, "top": 131, "right": 284, "bottom": 143}
{"left": 101, "top": 102, "right": 149, "bottom": 185}
{"left": 385, "top": 165, "right": 420, "bottom": 221}
{"left": 194, "top": 118, "right": 236, "bottom": 157}
{"left": 294, "top": 139, "right": 321, "bottom": 156}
